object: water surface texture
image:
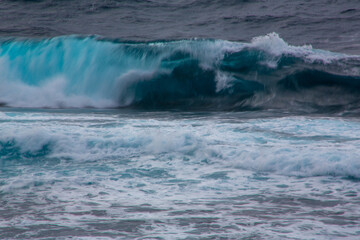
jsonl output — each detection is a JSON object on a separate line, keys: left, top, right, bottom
{"left": 1, "top": 0, "right": 360, "bottom": 239}
{"left": 1, "top": 0, "right": 360, "bottom": 54}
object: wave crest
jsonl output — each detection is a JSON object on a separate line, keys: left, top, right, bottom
{"left": 0, "top": 33, "right": 359, "bottom": 112}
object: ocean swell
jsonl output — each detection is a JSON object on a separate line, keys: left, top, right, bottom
{"left": 0, "top": 33, "right": 359, "bottom": 112}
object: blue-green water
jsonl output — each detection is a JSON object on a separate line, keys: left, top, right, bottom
{"left": 1, "top": 109, "right": 360, "bottom": 239}
{"left": 1, "top": 34, "right": 359, "bottom": 113}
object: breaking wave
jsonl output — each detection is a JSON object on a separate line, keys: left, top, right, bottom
{"left": 1, "top": 33, "right": 360, "bottom": 112}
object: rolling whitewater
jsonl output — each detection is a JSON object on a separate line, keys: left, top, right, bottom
{"left": 1, "top": 0, "right": 360, "bottom": 239}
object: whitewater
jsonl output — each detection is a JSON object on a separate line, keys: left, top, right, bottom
{"left": 1, "top": 108, "right": 360, "bottom": 239}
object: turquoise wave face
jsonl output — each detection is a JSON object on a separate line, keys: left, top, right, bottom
{"left": 0, "top": 33, "right": 359, "bottom": 112}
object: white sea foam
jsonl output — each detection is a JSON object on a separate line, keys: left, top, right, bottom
{"left": 1, "top": 112, "right": 360, "bottom": 177}
{"left": 249, "top": 32, "right": 348, "bottom": 64}
{"left": 1, "top": 111, "right": 360, "bottom": 238}
{"left": 0, "top": 76, "right": 117, "bottom": 108}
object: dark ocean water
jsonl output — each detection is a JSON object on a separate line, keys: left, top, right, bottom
{"left": 1, "top": 1, "right": 360, "bottom": 239}
{"left": 1, "top": 0, "right": 360, "bottom": 54}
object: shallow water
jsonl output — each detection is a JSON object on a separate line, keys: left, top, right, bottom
{"left": 1, "top": 109, "right": 359, "bottom": 239}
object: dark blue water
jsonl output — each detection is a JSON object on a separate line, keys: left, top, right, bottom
{"left": 1, "top": 1, "right": 360, "bottom": 239}
{"left": 1, "top": 0, "right": 360, "bottom": 54}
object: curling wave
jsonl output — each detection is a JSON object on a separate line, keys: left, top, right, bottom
{"left": 1, "top": 33, "right": 360, "bottom": 112}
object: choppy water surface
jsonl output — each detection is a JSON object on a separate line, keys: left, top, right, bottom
{"left": 1, "top": 109, "right": 359, "bottom": 239}
{"left": 1, "top": 0, "right": 360, "bottom": 54}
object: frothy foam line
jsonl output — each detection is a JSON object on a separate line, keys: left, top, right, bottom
{"left": 1, "top": 113, "right": 360, "bottom": 178}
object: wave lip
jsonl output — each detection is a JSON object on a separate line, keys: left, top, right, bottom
{"left": 0, "top": 33, "right": 360, "bottom": 112}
